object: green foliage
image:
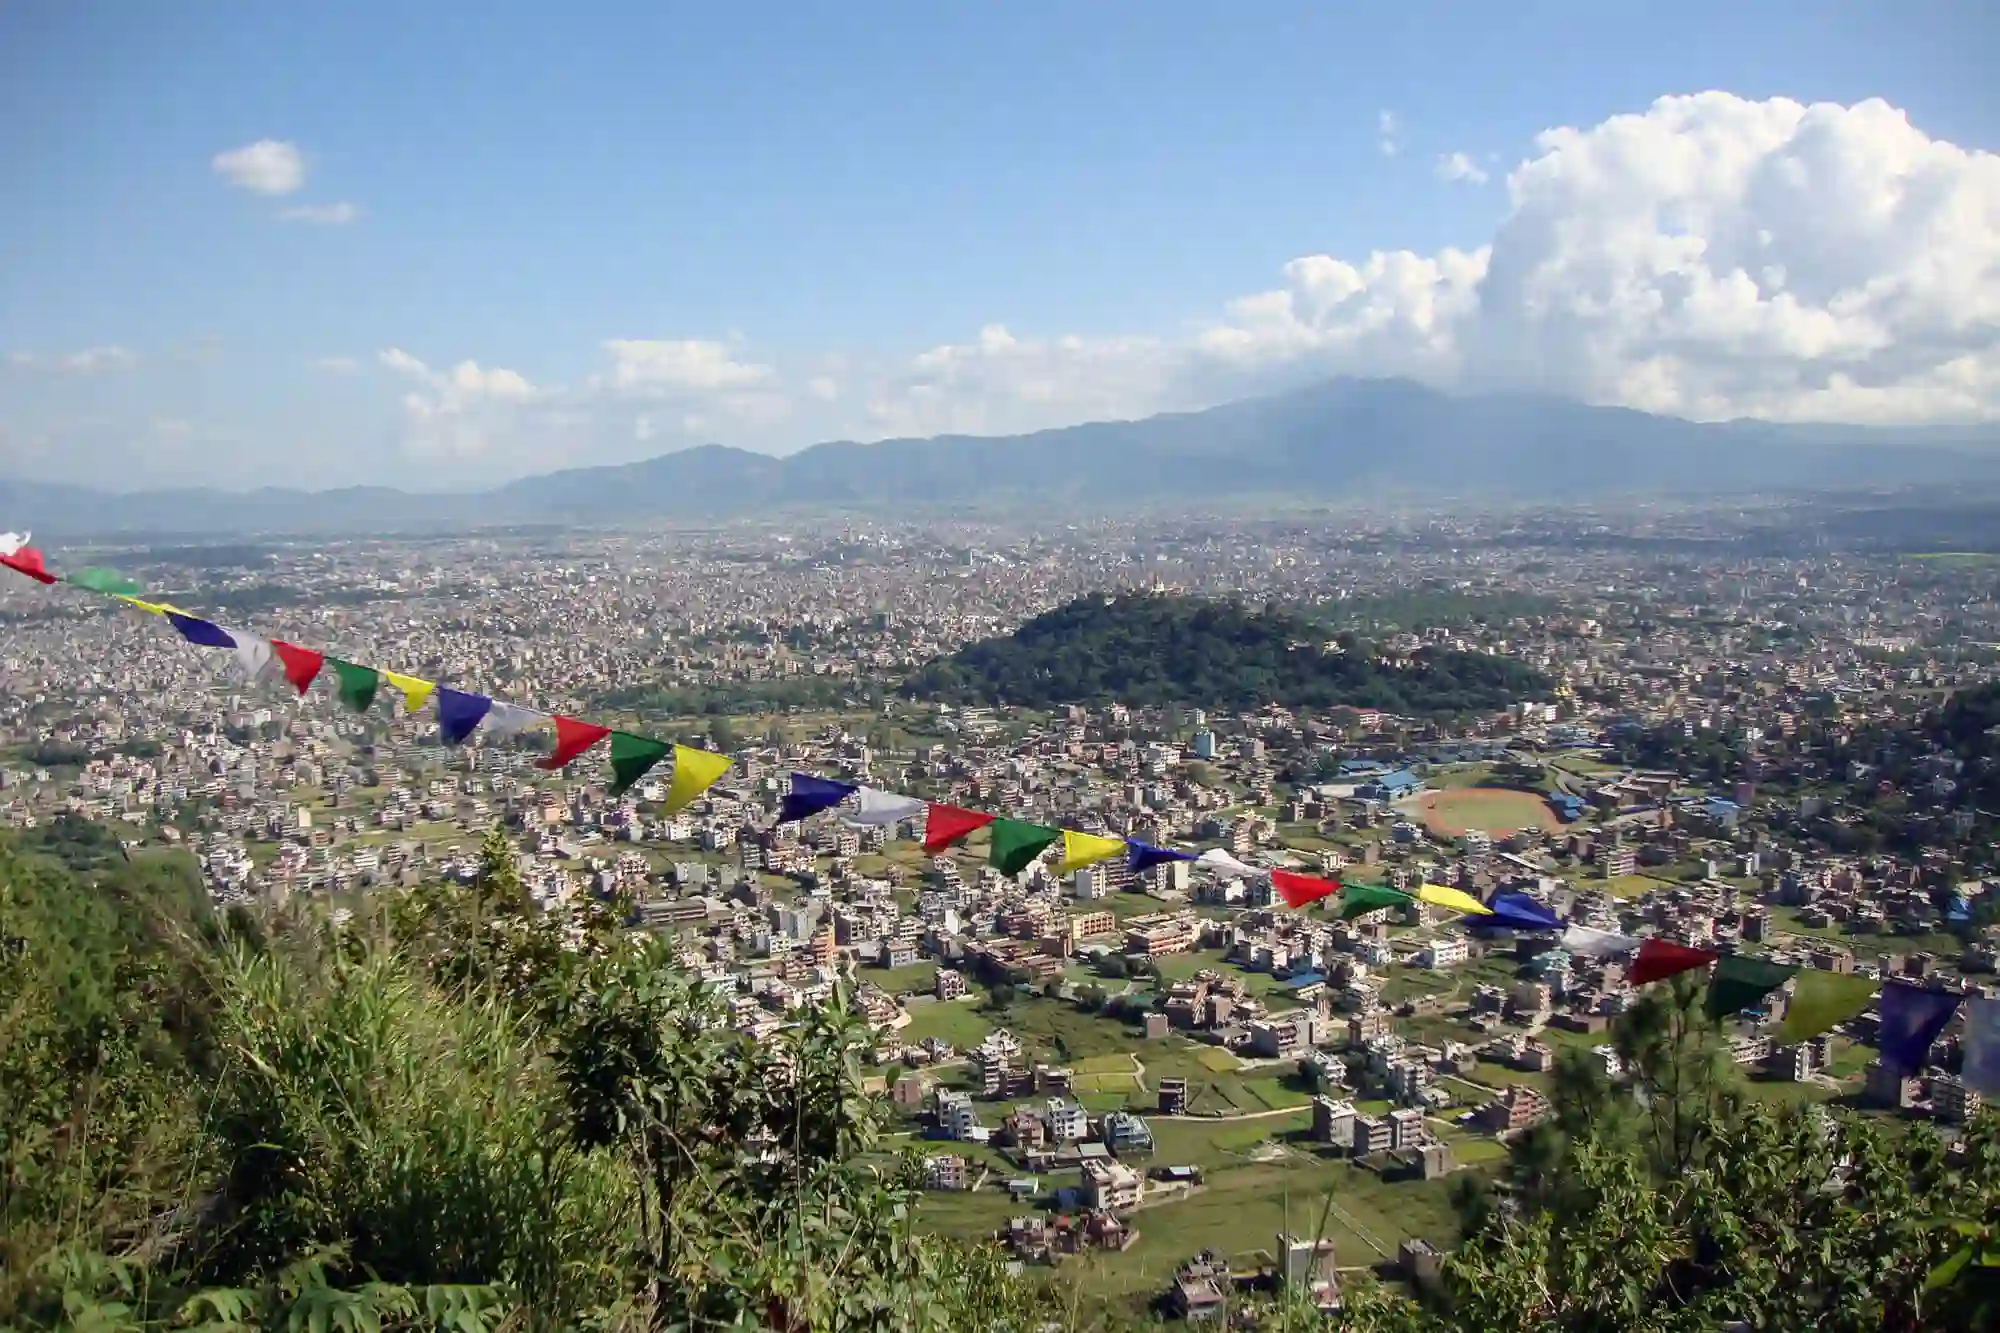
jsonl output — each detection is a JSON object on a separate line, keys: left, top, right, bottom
{"left": 905, "top": 593, "right": 1551, "bottom": 714}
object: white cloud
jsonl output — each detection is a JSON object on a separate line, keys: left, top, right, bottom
{"left": 212, "top": 140, "right": 306, "bottom": 196}
{"left": 1378, "top": 110, "right": 1403, "bottom": 157}
{"left": 599, "top": 339, "right": 774, "bottom": 392}
{"left": 279, "top": 201, "right": 359, "bottom": 225}
{"left": 6, "top": 346, "right": 139, "bottom": 375}
{"left": 377, "top": 347, "right": 542, "bottom": 459}
{"left": 314, "top": 355, "right": 361, "bottom": 375}
{"left": 1435, "top": 151, "right": 1490, "bottom": 185}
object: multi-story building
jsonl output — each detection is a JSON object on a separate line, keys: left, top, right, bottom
{"left": 1080, "top": 1157, "right": 1144, "bottom": 1213}
{"left": 1044, "top": 1097, "right": 1089, "bottom": 1142}
{"left": 1157, "top": 1077, "right": 1189, "bottom": 1116}
{"left": 1935, "top": 1073, "right": 1985, "bottom": 1125}
{"left": 1388, "top": 1107, "right": 1426, "bottom": 1151}
{"left": 1311, "top": 1096, "right": 1356, "bottom": 1148}
{"left": 1104, "top": 1111, "right": 1154, "bottom": 1157}
{"left": 923, "top": 1154, "right": 969, "bottom": 1191}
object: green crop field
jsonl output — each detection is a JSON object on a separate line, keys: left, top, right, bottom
{"left": 897, "top": 1001, "right": 992, "bottom": 1049}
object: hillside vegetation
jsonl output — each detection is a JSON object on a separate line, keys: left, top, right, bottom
{"left": 5, "top": 823, "right": 2000, "bottom": 1330}
{"left": 904, "top": 594, "right": 1552, "bottom": 714}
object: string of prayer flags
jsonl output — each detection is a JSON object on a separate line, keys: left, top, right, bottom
{"left": 1338, "top": 882, "right": 1415, "bottom": 920}
{"left": 1483, "top": 892, "right": 1561, "bottom": 932}
{"left": 923, "top": 804, "right": 994, "bottom": 854}
{"left": 607, "top": 732, "right": 672, "bottom": 798}
{"left": 0, "top": 543, "right": 56, "bottom": 584}
{"left": 166, "top": 612, "right": 237, "bottom": 649}
{"left": 1418, "top": 883, "right": 1492, "bottom": 916}
{"left": 1961, "top": 998, "right": 2000, "bottom": 1097}
{"left": 1126, "top": 840, "right": 1195, "bottom": 874}
{"left": 116, "top": 595, "right": 174, "bottom": 615}
{"left": 779, "top": 773, "right": 857, "bottom": 823}
{"left": 849, "top": 787, "right": 925, "bottom": 827}
{"left": 67, "top": 567, "right": 143, "bottom": 596}
{"left": 1271, "top": 869, "right": 1340, "bottom": 909}
{"left": 436, "top": 688, "right": 493, "bottom": 745}
{"left": 269, "top": 641, "right": 324, "bottom": 695}
{"left": 989, "top": 819, "right": 1060, "bottom": 876}
{"left": 541, "top": 716, "right": 611, "bottom": 770}
{"left": 1705, "top": 954, "right": 1797, "bottom": 1021}
{"left": 383, "top": 671, "right": 436, "bottom": 713}
{"left": 1561, "top": 925, "right": 1641, "bottom": 958}
{"left": 330, "top": 660, "right": 381, "bottom": 713}
{"left": 1053, "top": 830, "right": 1125, "bottom": 876}
{"left": 1627, "top": 938, "right": 1719, "bottom": 986}
{"left": 1774, "top": 970, "right": 1878, "bottom": 1045}
{"left": 1878, "top": 982, "right": 1962, "bottom": 1075}
{"left": 663, "top": 745, "right": 731, "bottom": 814}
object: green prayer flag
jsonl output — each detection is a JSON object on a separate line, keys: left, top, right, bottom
{"left": 1339, "top": 883, "right": 1416, "bottom": 920}
{"left": 1705, "top": 953, "right": 1796, "bottom": 1020}
{"left": 988, "top": 818, "right": 1060, "bottom": 876}
{"left": 330, "top": 660, "right": 380, "bottom": 713}
{"left": 1776, "top": 969, "right": 1878, "bottom": 1045}
{"left": 68, "top": 567, "right": 143, "bottom": 597}
{"left": 608, "top": 731, "right": 672, "bottom": 797}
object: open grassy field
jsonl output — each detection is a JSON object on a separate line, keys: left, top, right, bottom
{"left": 1602, "top": 872, "right": 1678, "bottom": 900}
{"left": 897, "top": 1000, "right": 993, "bottom": 1049}
{"left": 1411, "top": 786, "right": 1563, "bottom": 838}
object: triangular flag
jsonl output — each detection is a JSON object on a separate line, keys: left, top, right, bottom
{"left": 847, "top": 787, "right": 925, "bottom": 827}
{"left": 1962, "top": 997, "right": 2000, "bottom": 1096}
{"left": 989, "top": 819, "right": 1060, "bottom": 876}
{"left": 116, "top": 595, "right": 175, "bottom": 615}
{"left": 1485, "top": 892, "right": 1561, "bottom": 931}
{"left": 269, "top": 641, "right": 324, "bottom": 695}
{"left": 1126, "top": 840, "right": 1195, "bottom": 874}
{"left": 67, "top": 567, "right": 142, "bottom": 596}
{"left": 1705, "top": 954, "right": 1796, "bottom": 1020}
{"left": 435, "top": 687, "right": 493, "bottom": 745}
{"left": 1196, "top": 848, "right": 1263, "bottom": 877}
{"left": 1418, "top": 883, "right": 1492, "bottom": 916}
{"left": 1775, "top": 970, "right": 1878, "bottom": 1045}
{"left": 540, "top": 716, "right": 611, "bottom": 770}
{"left": 165, "top": 613, "right": 237, "bottom": 649}
{"left": 1878, "top": 982, "right": 1961, "bottom": 1075}
{"left": 664, "top": 744, "right": 731, "bottom": 813}
{"left": 923, "top": 803, "right": 994, "bottom": 854}
{"left": 1561, "top": 925, "right": 1641, "bottom": 958}
{"left": 1339, "top": 883, "right": 1415, "bottom": 920}
{"left": 220, "top": 628, "right": 274, "bottom": 683}
{"left": 1272, "top": 869, "right": 1340, "bottom": 909}
{"left": 483, "top": 702, "right": 547, "bottom": 738}
{"left": 0, "top": 531, "right": 25, "bottom": 558}
{"left": 608, "top": 732, "right": 672, "bottom": 798}
{"left": 383, "top": 671, "right": 436, "bottom": 714}
{"left": 0, "top": 545, "right": 57, "bottom": 584}
{"left": 1627, "top": 938, "right": 1719, "bottom": 986}
{"left": 329, "top": 660, "right": 380, "bottom": 713}
{"left": 780, "top": 773, "right": 857, "bottom": 823}
{"left": 1054, "top": 830, "right": 1125, "bottom": 876}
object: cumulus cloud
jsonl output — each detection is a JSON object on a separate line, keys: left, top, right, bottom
{"left": 1377, "top": 110, "right": 1403, "bottom": 157}
{"left": 211, "top": 140, "right": 306, "bottom": 195}
{"left": 378, "top": 347, "right": 541, "bottom": 460}
{"left": 598, "top": 339, "right": 774, "bottom": 392}
{"left": 1435, "top": 151, "right": 1490, "bottom": 185}
{"left": 280, "top": 201, "right": 359, "bottom": 225}
{"left": 6, "top": 346, "right": 139, "bottom": 375}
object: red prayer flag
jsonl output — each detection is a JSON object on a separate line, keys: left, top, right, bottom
{"left": 1272, "top": 869, "right": 1340, "bottom": 909}
{"left": 1627, "top": 938, "right": 1719, "bottom": 986}
{"left": 922, "top": 803, "right": 995, "bottom": 854}
{"left": 539, "top": 715, "right": 611, "bottom": 770}
{"left": 269, "top": 640, "right": 325, "bottom": 694}
{"left": 0, "top": 546, "right": 58, "bottom": 585}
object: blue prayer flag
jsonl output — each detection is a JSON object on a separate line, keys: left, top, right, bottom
{"left": 1127, "top": 840, "right": 1197, "bottom": 874}
{"left": 1487, "top": 892, "right": 1562, "bottom": 931}
{"left": 779, "top": 773, "right": 857, "bottom": 823}
{"left": 436, "top": 687, "right": 493, "bottom": 745}
{"left": 1878, "top": 981, "right": 1961, "bottom": 1075}
{"left": 165, "top": 613, "right": 237, "bottom": 649}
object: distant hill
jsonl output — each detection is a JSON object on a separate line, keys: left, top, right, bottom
{"left": 9, "top": 377, "right": 2000, "bottom": 536}
{"left": 903, "top": 592, "right": 1553, "bottom": 714}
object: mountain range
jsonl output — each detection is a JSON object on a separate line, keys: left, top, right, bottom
{"left": 7, "top": 378, "right": 2000, "bottom": 536}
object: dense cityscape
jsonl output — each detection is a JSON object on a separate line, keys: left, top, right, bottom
{"left": 5, "top": 503, "right": 1997, "bottom": 1317}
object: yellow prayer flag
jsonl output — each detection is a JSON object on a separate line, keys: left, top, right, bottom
{"left": 1418, "top": 882, "right": 1492, "bottom": 915}
{"left": 382, "top": 671, "right": 436, "bottom": 713}
{"left": 116, "top": 595, "right": 189, "bottom": 616}
{"left": 664, "top": 744, "right": 731, "bottom": 813}
{"left": 1053, "top": 830, "right": 1125, "bottom": 877}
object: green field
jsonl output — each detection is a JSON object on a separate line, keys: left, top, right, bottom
{"left": 898, "top": 1001, "right": 993, "bottom": 1049}
{"left": 872, "top": 961, "right": 940, "bottom": 995}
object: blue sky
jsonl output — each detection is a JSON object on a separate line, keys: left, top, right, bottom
{"left": 2, "top": 1, "right": 1996, "bottom": 489}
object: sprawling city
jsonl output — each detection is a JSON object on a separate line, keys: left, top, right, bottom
{"left": 5, "top": 500, "right": 1998, "bottom": 1322}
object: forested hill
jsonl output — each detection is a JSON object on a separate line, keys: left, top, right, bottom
{"left": 903, "top": 594, "right": 1552, "bottom": 713}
